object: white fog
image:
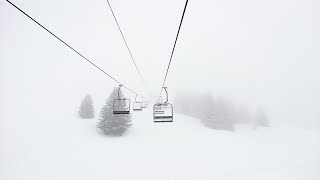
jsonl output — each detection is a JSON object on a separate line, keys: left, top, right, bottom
{"left": 1, "top": 0, "right": 320, "bottom": 179}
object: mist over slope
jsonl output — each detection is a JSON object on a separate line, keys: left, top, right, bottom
{"left": 1, "top": 0, "right": 320, "bottom": 179}
{"left": 1, "top": 0, "right": 320, "bottom": 130}
{"left": 1, "top": 106, "right": 319, "bottom": 180}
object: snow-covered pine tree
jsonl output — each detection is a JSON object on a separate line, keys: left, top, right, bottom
{"left": 174, "top": 92, "right": 185, "bottom": 114}
{"left": 78, "top": 94, "right": 95, "bottom": 119}
{"left": 235, "top": 105, "right": 251, "bottom": 124}
{"left": 197, "top": 93, "right": 215, "bottom": 122}
{"left": 200, "top": 93, "right": 215, "bottom": 125}
{"left": 190, "top": 93, "right": 207, "bottom": 119}
{"left": 97, "top": 87, "right": 132, "bottom": 136}
{"left": 253, "top": 107, "right": 270, "bottom": 128}
{"left": 174, "top": 92, "right": 192, "bottom": 115}
{"left": 204, "top": 98, "right": 235, "bottom": 131}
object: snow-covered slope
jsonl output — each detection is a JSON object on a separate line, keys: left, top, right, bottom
{"left": 1, "top": 107, "right": 320, "bottom": 180}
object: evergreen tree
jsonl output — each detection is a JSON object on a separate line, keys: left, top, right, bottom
{"left": 78, "top": 94, "right": 95, "bottom": 119}
{"left": 97, "top": 87, "right": 132, "bottom": 136}
{"left": 253, "top": 107, "right": 270, "bottom": 128}
{"left": 200, "top": 93, "right": 215, "bottom": 124}
{"left": 204, "top": 98, "right": 235, "bottom": 131}
{"left": 198, "top": 93, "right": 214, "bottom": 120}
{"left": 235, "top": 105, "right": 251, "bottom": 124}
{"left": 174, "top": 91, "right": 235, "bottom": 131}
{"left": 174, "top": 92, "right": 189, "bottom": 114}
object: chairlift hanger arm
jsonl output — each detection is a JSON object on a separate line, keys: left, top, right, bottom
{"left": 163, "top": 87, "right": 168, "bottom": 103}
{"left": 118, "top": 85, "right": 122, "bottom": 99}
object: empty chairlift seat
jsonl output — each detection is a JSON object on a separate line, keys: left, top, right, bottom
{"left": 113, "top": 99, "right": 130, "bottom": 114}
{"left": 141, "top": 102, "right": 147, "bottom": 108}
{"left": 140, "top": 98, "right": 147, "bottom": 108}
{"left": 153, "top": 103, "right": 173, "bottom": 122}
{"left": 113, "top": 85, "right": 131, "bottom": 115}
{"left": 153, "top": 87, "right": 173, "bottom": 122}
{"left": 133, "top": 102, "right": 142, "bottom": 111}
{"left": 133, "top": 95, "right": 142, "bottom": 111}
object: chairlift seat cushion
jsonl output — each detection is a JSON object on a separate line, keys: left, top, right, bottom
{"left": 113, "top": 111, "right": 130, "bottom": 114}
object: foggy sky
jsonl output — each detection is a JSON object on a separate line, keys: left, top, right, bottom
{"left": 0, "top": 0, "right": 319, "bottom": 129}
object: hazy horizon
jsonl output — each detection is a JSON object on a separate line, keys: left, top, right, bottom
{"left": 1, "top": 0, "right": 320, "bottom": 130}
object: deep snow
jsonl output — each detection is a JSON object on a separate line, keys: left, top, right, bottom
{"left": 1, "top": 107, "right": 320, "bottom": 180}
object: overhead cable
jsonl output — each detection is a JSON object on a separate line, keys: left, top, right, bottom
{"left": 6, "top": 0, "right": 142, "bottom": 96}
{"left": 159, "top": 0, "right": 189, "bottom": 95}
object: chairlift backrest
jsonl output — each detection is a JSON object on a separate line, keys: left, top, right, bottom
{"left": 133, "top": 94, "right": 143, "bottom": 111}
{"left": 153, "top": 103, "right": 173, "bottom": 122}
{"left": 113, "top": 85, "right": 131, "bottom": 114}
{"left": 133, "top": 102, "right": 142, "bottom": 111}
{"left": 113, "top": 98, "right": 130, "bottom": 114}
{"left": 153, "top": 87, "right": 173, "bottom": 122}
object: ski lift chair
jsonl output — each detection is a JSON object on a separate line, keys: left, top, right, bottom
{"left": 141, "top": 98, "right": 147, "bottom": 108}
{"left": 133, "top": 95, "right": 142, "bottom": 111}
{"left": 113, "top": 85, "right": 130, "bottom": 114}
{"left": 141, "top": 103, "right": 147, "bottom": 108}
{"left": 153, "top": 87, "right": 173, "bottom": 122}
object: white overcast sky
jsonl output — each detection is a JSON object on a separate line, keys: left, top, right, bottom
{"left": 0, "top": 0, "right": 320, "bottom": 129}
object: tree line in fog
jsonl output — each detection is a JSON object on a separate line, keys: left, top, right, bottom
{"left": 174, "top": 92, "right": 269, "bottom": 131}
